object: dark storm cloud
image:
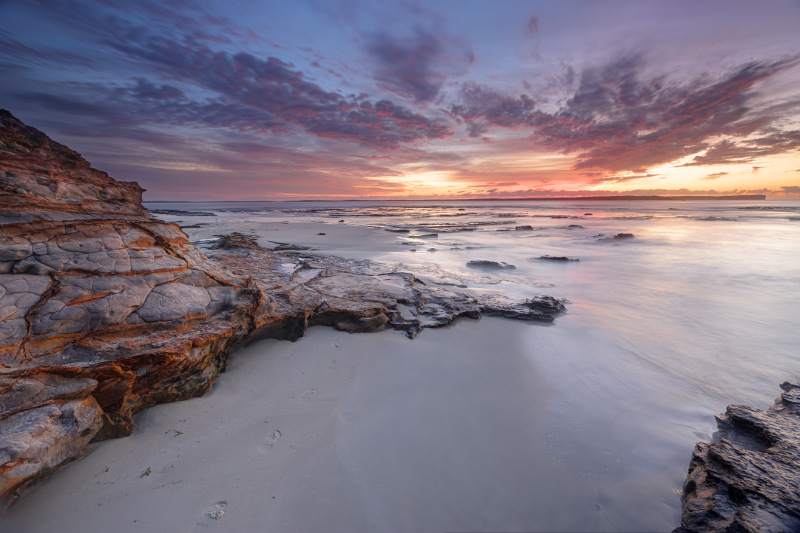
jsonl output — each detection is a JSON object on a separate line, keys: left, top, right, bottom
{"left": 451, "top": 54, "right": 800, "bottom": 172}
{"left": 365, "top": 27, "right": 474, "bottom": 102}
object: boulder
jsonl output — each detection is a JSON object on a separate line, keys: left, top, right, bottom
{"left": 674, "top": 382, "right": 800, "bottom": 532}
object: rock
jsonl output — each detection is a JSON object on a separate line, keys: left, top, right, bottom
{"left": 674, "top": 381, "right": 800, "bottom": 532}
{"left": 466, "top": 260, "right": 516, "bottom": 270}
{"left": 515, "top": 225, "right": 534, "bottom": 231}
{"left": 271, "top": 242, "right": 310, "bottom": 251}
{"left": 537, "top": 255, "right": 579, "bottom": 262}
{"left": 613, "top": 233, "right": 635, "bottom": 239}
{"left": 584, "top": 213, "right": 593, "bottom": 215}
{"left": 209, "top": 244, "right": 564, "bottom": 340}
{"left": 385, "top": 228, "right": 410, "bottom": 233}
{"left": 0, "top": 110, "right": 266, "bottom": 505}
{"left": 210, "top": 232, "right": 260, "bottom": 250}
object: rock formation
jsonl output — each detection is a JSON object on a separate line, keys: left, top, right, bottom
{"left": 0, "top": 110, "right": 269, "bottom": 505}
{"left": 207, "top": 239, "right": 563, "bottom": 340}
{"left": 674, "top": 382, "right": 800, "bottom": 532}
{"left": 0, "top": 110, "right": 566, "bottom": 506}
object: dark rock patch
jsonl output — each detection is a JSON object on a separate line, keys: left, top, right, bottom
{"left": 466, "top": 260, "right": 516, "bottom": 270}
{"left": 537, "top": 255, "right": 579, "bottom": 262}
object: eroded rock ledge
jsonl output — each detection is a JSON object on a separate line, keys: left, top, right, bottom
{"left": 206, "top": 233, "right": 564, "bottom": 340}
{"left": 674, "top": 382, "right": 800, "bottom": 533}
{"left": 0, "top": 111, "right": 565, "bottom": 506}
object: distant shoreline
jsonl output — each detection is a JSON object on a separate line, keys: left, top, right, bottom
{"left": 145, "top": 194, "right": 767, "bottom": 203}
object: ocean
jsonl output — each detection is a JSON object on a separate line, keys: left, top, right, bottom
{"left": 143, "top": 198, "right": 800, "bottom": 531}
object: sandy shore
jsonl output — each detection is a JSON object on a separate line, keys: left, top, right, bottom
{"left": 2, "top": 318, "right": 568, "bottom": 533}
{"left": 1, "top": 216, "right": 698, "bottom": 532}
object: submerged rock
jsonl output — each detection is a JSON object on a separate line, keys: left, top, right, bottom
{"left": 537, "top": 255, "right": 579, "bottom": 262}
{"left": 674, "top": 382, "right": 800, "bottom": 533}
{"left": 515, "top": 225, "right": 534, "bottom": 231}
{"left": 466, "top": 260, "right": 517, "bottom": 270}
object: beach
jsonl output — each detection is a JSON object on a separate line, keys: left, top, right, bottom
{"left": 3, "top": 200, "right": 799, "bottom": 532}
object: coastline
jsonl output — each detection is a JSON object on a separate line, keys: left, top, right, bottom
{"left": 2, "top": 106, "right": 798, "bottom": 530}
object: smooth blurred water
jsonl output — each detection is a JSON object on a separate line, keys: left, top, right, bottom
{"left": 148, "top": 199, "right": 800, "bottom": 531}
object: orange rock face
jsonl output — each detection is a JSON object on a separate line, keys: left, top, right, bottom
{"left": 0, "top": 110, "right": 268, "bottom": 504}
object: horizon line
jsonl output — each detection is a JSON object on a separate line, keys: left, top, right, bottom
{"left": 144, "top": 194, "right": 769, "bottom": 203}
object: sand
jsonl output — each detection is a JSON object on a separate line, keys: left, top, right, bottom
{"left": 1, "top": 319, "right": 572, "bottom": 533}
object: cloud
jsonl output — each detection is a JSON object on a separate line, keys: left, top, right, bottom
{"left": 527, "top": 16, "right": 540, "bottom": 35}
{"left": 590, "top": 173, "right": 661, "bottom": 184}
{"left": 782, "top": 186, "right": 800, "bottom": 193}
{"left": 0, "top": 31, "right": 96, "bottom": 68}
{"left": 452, "top": 54, "right": 800, "bottom": 172}
{"left": 365, "top": 27, "right": 474, "bottom": 102}
{"left": 8, "top": 0, "right": 453, "bottom": 149}
{"left": 752, "top": 166, "right": 763, "bottom": 173}
{"left": 450, "top": 82, "right": 536, "bottom": 135}
{"left": 534, "top": 55, "right": 800, "bottom": 171}
{"left": 683, "top": 129, "right": 800, "bottom": 166}
{"left": 702, "top": 172, "right": 729, "bottom": 180}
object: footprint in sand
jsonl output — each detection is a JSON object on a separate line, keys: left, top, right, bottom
{"left": 259, "top": 429, "right": 282, "bottom": 452}
{"left": 192, "top": 501, "right": 228, "bottom": 531}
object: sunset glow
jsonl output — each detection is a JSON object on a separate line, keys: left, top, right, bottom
{"left": 1, "top": 0, "right": 799, "bottom": 200}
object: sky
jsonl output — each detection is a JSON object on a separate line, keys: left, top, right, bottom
{"left": 1, "top": 0, "right": 800, "bottom": 201}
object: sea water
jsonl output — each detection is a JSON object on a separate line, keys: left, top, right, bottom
{"left": 146, "top": 199, "right": 800, "bottom": 531}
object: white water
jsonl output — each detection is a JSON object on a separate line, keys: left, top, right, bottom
{"left": 104, "top": 200, "right": 800, "bottom": 529}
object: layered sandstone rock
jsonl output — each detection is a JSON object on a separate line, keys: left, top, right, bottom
{"left": 0, "top": 110, "right": 268, "bottom": 505}
{"left": 674, "top": 382, "right": 800, "bottom": 532}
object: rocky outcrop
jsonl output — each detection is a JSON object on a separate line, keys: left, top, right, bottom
{"left": 207, "top": 241, "right": 564, "bottom": 340}
{"left": 674, "top": 382, "right": 800, "bottom": 532}
{"left": 0, "top": 110, "right": 565, "bottom": 506}
{"left": 0, "top": 110, "right": 268, "bottom": 505}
